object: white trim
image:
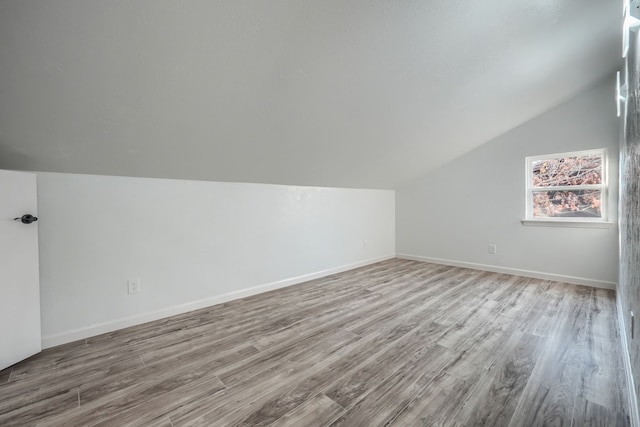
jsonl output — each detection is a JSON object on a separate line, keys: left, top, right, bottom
{"left": 41, "top": 254, "right": 395, "bottom": 349}
{"left": 617, "top": 291, "right": 640, "bottom": 427}
{"left": 521, "top": 219, "right": 615, "bottom": 229}
{"left": 396, "top": 253, "right": 616, "bottom": 290}
{"left": 618, "top": 70, "right": 629, "bottom": 118}
{"left": 624, "top": 4, "right": 640, "bottom": 58}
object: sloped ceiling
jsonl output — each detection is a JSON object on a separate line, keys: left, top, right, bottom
{"left": 0, "top": 0, "right": 622, "bottom": 189}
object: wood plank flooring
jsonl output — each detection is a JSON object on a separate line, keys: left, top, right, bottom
{"left": 0, "top": 259, "right": 630, "bottom": 426}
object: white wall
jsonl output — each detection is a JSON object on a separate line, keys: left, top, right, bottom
{"left": 396, "top": 77, "right": 619, "bottom": 288}
{"left": 37, "top": 173, "right": 395, "bottom": 347}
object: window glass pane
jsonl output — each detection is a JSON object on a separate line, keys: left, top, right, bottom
{"left": 532, "top": 154, "right": 602, "bottom": 187}
{"left": 532, "top": 190, "right": 602, "bottom": 218}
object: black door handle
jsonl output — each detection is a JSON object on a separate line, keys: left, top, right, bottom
{"left": 14, "top": 214, "right": 38, "bottom": 224}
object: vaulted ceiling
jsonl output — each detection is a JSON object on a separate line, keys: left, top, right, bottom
{"left": 0, "top": 0, "right": 622, "bottom": 189}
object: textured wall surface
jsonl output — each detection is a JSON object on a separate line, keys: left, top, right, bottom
{"left": 620, "top": 29, "right": 640, "bottom": 404}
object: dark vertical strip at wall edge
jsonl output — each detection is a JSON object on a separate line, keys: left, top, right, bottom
{"left": 619, "top": 24, "right": 640, "bottom": 427}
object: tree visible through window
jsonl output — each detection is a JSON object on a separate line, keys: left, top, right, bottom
{"left": 526, "top": 149, "right": 607, "bottom": 220}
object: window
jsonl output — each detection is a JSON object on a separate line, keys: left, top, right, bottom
{"left": 525, "top": 149, "right": 608, "bottom": 224}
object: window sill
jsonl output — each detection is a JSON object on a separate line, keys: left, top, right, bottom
{"left": 521, "top": 219, "right": 615, "bottom": 229}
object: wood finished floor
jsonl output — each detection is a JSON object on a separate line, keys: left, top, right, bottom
{"left": 0, "top": 259, "right": 630, "bottom": 426}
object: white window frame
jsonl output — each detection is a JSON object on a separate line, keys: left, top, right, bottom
{"left": 522, "top": 148, "right": 612, "bottom": 228}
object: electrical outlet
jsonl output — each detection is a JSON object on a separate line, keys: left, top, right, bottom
{"left": 128, "top": 278, "right": 141, "bottom": 294}
{"left": 488, "top": 244, "right": 497, "bottom": 254}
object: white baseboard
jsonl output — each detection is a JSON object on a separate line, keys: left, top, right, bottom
{"left": 396, "top": 253, "right": 616, "bottom": 290}
{"left": 41, "top": 254, "right": 395, "bottom": 349}
{"left": 617, "top": 292, "right": 640, "bottom": 427}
